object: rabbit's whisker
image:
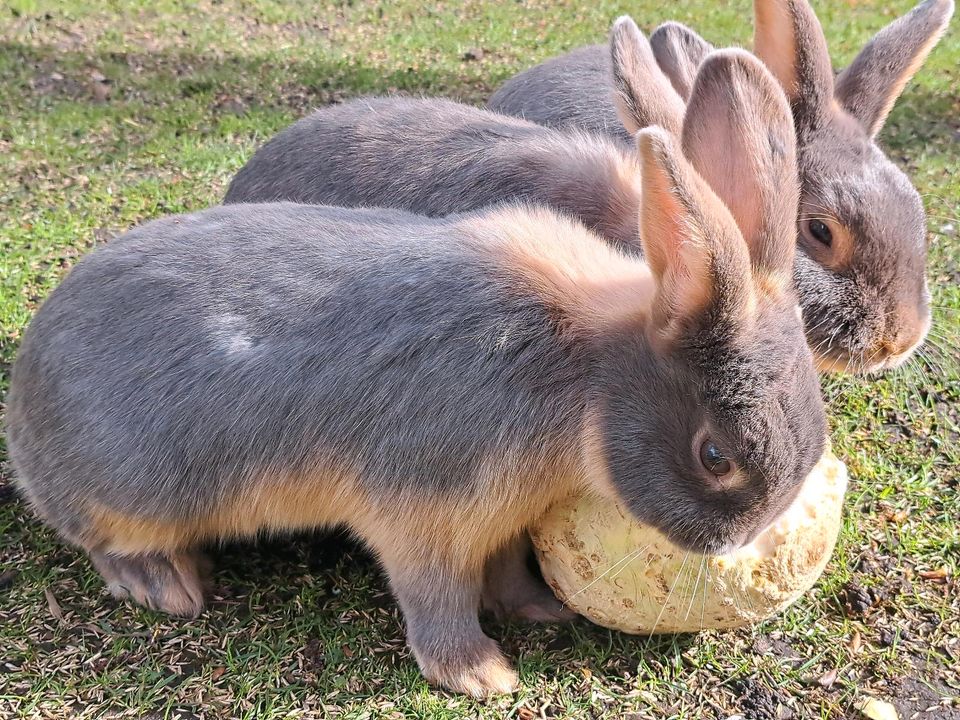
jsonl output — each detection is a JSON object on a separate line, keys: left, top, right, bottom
{"left": 649, "top": 550, "right": 691, "bottom": 637}
{"left": 684, "top": 554, "right": 706, "bottom": 624}
{"left": 566, "top": 545, "right": 648, "bottom": 603}
{"left": 610, "top": 544, "right": 652, "bottom": 581}
{"left": 699, "top": 560, "right": 711, "bottom": 632}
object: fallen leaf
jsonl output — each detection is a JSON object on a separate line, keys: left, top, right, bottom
{"left": 44, "top": 587, "right": 63, "bottom": 620}
{"left": 850, "top": 630, "right": 862, "bottom": 654}
{"left": 518, "top": 707, "right": 535, "bottom": 720}
{"left": 210, "top": 666, "right": 226, "bottom": 681}
{"left": 882, "top": 509, "right": 908, "bottom": 524}
{"left": 818, "top": 668, "right": 838, "bottom": 688}
{"left": 856, "top": 696, "right": 899, "bottom": 720}
{"left": 918, "top": 567, "right": 948, "bottom": 583}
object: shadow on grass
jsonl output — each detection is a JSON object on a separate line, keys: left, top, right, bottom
{"left": 1, "top": 38, "right": 503, "bottom": 124}
{"left": 2, "top": 37, "right": 957, "bottom": 121}
{"left": 214, "top": 525, "right": 703, "bottom": 665}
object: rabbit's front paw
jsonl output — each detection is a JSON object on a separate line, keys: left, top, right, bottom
{"left": 416, "top": 635, "right": 518, "bottom": 698}
{"left": 482, "top": 534, "right": 577, "bottom": 623}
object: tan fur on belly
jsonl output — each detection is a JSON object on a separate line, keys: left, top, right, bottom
{"left": 87, "top": 446, "right": 590, "bottom": 566}
{"left": 87, "top": 463, "right": 367, "bottom": 554}
{"left": 358, "top": 448, "right": 589, "bottom": 575}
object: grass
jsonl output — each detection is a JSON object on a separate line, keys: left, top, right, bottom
{"left": 0, "top": 0, "right": 958, "bottom": 717}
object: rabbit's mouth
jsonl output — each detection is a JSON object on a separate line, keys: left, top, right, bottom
{"left": 805, "top": 305, "right": 927, "bottom": 375}
{"left": 813, "top": 347, "right": 891, "bottom": 376}
{"left": 813, "top": 350, "right": 856, "bottom": 374}
{"left": 809, "top": 339, "right": 876, "bottom": 375}
{"left": 867, "top": 336, "right": 929, "bottom": 374}
{"left": 814, "top": 343, "right": 922, "bottom": 375}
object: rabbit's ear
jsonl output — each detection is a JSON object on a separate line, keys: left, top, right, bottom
{"left": 609, "top": 16, "right": 686, "bottom": 136}
{"left": 752, "top": 0, "right": 834, "bottom": 131}
{"left": 681, "top": 50, "right": 799, "bottom": 293}
{"left": 649, "top": 21, "right": 715, "bottom": 100}
{"left": 835, "top": 0, "right": 954, "bottom": 137}
{"left": 636, "top": 127, "right": 753, "bottom": 343}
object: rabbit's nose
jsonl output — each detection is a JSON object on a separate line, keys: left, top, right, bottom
{"left": 877, "top": 305, "right": 930, "bottom": 366}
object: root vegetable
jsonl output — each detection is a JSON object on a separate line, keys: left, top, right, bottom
{"left": 532, "top": 447, "right": 847, "bottom": 633}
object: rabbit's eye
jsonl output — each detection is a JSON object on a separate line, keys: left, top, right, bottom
{"left": 808, "top": 219, "right": 833, "bottom": 247}
{"left": 699, "top": 440, "right": 733, "bottom": 477}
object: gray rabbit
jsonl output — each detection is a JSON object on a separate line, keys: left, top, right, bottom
{"left": 223, "top": 56, "right": 856, "bottom": 373}
{"left": 489, "top": 0, "right": 954, "bottom": 374}
{"left": 9, "top": 52, "right": 826, "bottom": 698}
{"left": 225, "top": 98, "right": 644, "bottom": 256}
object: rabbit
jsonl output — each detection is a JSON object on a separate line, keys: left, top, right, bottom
{"left": 483, "top": 20, "right": 707, "bottom": 149}
{"left": 224, "top": 97, "right": 645, "bottom": 258}
{"left": 488, "top": 0, "right": 955, "bottom": 374}
{"left": 8, "top": 51, "right": 827, "bottom": 698}
{"left": 226, "top": 32, "right": 831, "bottom": 374}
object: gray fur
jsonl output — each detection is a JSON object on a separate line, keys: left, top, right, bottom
{"left": 8, "top": 198, "right": 825, "bottom": 691}
{"left": 486, "top": 45, "right": 634, "bottom": 147}
{"left": 835, "top": 0, "right": 955, "bottom": 137}
{"left": 8, "top": 204, "right": 584, "bottom": 532}
{"left": 649, "top": 21, "right": 716, "bottom": 100}
{"left": 224, "top": 96, "right": 641, "bottom": 253}
{"left": 485, "top": 21, "right": 715, "bottom": 148}
{"left": 489, "top": 1, "right": 950, "bottom": 373}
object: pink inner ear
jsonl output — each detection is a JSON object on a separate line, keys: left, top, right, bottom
{"left": 753, "top": 0, "right": 801, "bottom": 101}
{"left": 638, "top": 130, "right": 732, "bottom": 336}
{"left": 681, "top": 52, "right": 799, "bottom": 280}
{"left": 667, "top": 242, "right": 712, "bottom": 314}
{"left": 640, "top": 165, "right": 686, "bottom": 280}
{"left": 649, "top": 231, "right": 716, "bottom": 343}
{"left": 687, "top": 123, "right": 763, "bottom": 250}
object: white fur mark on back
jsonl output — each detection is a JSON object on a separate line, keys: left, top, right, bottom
{"left": 210, "top": 313, "right": 257, "bottom": 356}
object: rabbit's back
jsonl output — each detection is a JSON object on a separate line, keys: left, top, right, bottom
{"left": 226, "top": 97, "right": 554, "bottom": 210}
{"left": 6, "top": 203, "right": 589, "bottom": 546}
{"left": 488, "top": 45, "right": 632, "bottom": 148}
{"left": 224, "top": 96, "right": 642, "bottom": 255}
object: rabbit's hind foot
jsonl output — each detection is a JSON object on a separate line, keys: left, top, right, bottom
{"left": 90, "top": 549, "right": 210, "bottom": 618}
{"left": 482, "top": 534, "right": 577, "bottom": 623}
